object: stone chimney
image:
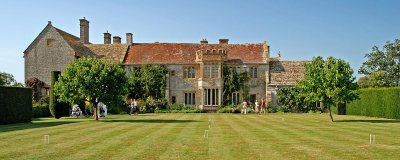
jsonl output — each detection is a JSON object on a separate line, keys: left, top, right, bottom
{"left": 104, "top": 31, "right": 111, "bottom": 44}
{"left": 126, "top": 33, "right": 133, "bottom": 45}
{"left": 113, "top": 36, "right": 121, "bottom": 44}
{"left": 219, "top": 39, "right": 229, "bottom": 44}
{"left": 79, "top": 17, "right": 89, "bottom": 44}
{"left": 200, "top": 38, "right": 208, "bottom": 44}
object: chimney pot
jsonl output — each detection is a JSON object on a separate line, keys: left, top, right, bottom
{"left": 79, "top": 18, "right": 89, "bottom": 44}
{"left": 126, "top": 33, "right": 133, "bottom": 45}
{"left": 219, "top": 39, "right": 229, "bottom": 44}
{"left": 113, "top": 36, "right": 121, "bottom": 44}
{"left": 200, "top": 38, "right": 208, "bottom": 44}
{"left": 104, "top": 31, "right": 111, "bottom": 44}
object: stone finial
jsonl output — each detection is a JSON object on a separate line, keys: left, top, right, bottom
{"left": 48, "top": 21, "right": 52, "bottom": 25}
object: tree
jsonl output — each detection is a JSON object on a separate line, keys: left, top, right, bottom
{"left": 0, "top": 72, "right": 23, "bottom": 87}
{"left": 357, "top": 71, "right": 388, "bottom": 88}
{"left": 222, "top": 66, "right": 249, "bottom": 105}
{"left": 277, "top": 87, "right": 316, "bottom": 113}
{"left": 140, "top": 64, "right": 168, "bottom": 99}
{"left": 25, "top": 77, "right": 45, "bottom": 102}
{"left": 298, "top": 56, "right": 359, "bottom": 122}
{"left": 54, "top": 57, "right": 128, "bottom": 120}
{"left": 359, "top": 39, "right": 400, "bottom": 87}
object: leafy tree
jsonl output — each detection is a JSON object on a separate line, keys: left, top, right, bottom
{"left": 128, "top": 64, "right": 168, "bottom": 99}
{"left": 357, "top": 71, "right": 388, "bottom": 88}
{"left": 359, "top": 39, "right": 400, "bottom": 87}
{"left": 139, "top": 64, "right": 168, "bottom": 99}
{"left": 25, "top": 77, "right": 45, "bottom": 102}
{"left": 277, "top": 87, "right": 316, "bottom": 113}
{"left": 222, "top": 66, "right": 250, "bottom": 105}
{"left": 0, "top": 72, "right": 23, "bottom": 87}
{"left": 298, "top": 56, "right": 359, "bottom": 122}
{"left": 127, "top": 70, "right": 143, "bottom": 99}
{"left": 54, "top": 57, "right": 128, "bottom": 120}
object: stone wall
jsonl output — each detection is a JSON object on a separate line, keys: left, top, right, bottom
{"left": 267, "top": 61, "right": 308, "bottom": 106}
{"left": 167, "top": 64, "right": 200, "bottom": 106}
{"left": 24, "top": 27, "right": 75, "bottom": 85}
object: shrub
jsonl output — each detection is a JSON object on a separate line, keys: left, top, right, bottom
{"left": 140, "top": 97, "right": 167, "bottom": 113}
{"left": 32, "top": 103, "right": 51, "bottom": 117}
{"left": 154, "top": 103, "right": 203, "bottom": 113}
{"left": 277, "top": 87, "right": 317, "bottom": 113}
{"left": 217, "top": 105, "right": 241, "bottom": 113}
{"left": 346, "top": 87, "right": 400, "bottom": 119}
{"left": 0, "top": 86, "right": 32, "bottom": 124}
{"left": 39, "top": 96, "right": 49, "bottom": 105}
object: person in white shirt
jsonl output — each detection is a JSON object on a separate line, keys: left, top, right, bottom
{"left": 242, "top": 101, "right": 248, "bottom": 114}
{"left": 97, "top": 101, "right": 108, "bottom": 118}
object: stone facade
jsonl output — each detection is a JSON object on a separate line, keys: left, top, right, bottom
{"left": 24, "top": 18, "right": 307, "bottom": 109}
{"left": 24, "top": 22, "right": 76, "bottom": 86}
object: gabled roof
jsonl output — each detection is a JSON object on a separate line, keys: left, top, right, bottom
{"left": 123, "top": 43, "right": 265, "bottom": 64}
{"left": 23, "top": 22, "right": 85, "bottom": 55}
{"left": 24, "top": 23, "right": 53, "bottom": 54}
{"left": 23, "top": 22, "right": 128, "bottom": 63}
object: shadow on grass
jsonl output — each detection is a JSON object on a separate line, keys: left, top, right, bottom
{"left": 0, "top": 121, "right": 77, "bottom": 133}
{"left": 336, "top": 119, "right": 400, "bottom": 123}
{"left": 103, "top": 119, "right": 200, "bottom": 123}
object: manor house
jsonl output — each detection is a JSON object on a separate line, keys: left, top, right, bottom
{"left": 24, "top": 18, "right": 307, "bottom": 110}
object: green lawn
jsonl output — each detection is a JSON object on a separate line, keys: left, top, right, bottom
{"left": 1, "top": 113, "right": 400, "bottom": 160}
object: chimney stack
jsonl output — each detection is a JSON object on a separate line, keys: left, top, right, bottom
{"left": 200, "top": 38, "right": 208, "bottom": 44}
{"left": 79, "top": 17, "right": 89, "bottom": 44}
{"left": 113, "top": 36, "right": 121, "bottom": 44}
{"left": 104, "top": 31, "right": 111, "bottom": 44}
{"left": 126, "top": 33, "right": 133, "bottom": 45}
{"left": 219, "top": 39, "right": 229, "bottom": 44}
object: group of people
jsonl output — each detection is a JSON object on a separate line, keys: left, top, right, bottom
{"left": 241, "top": 98, "right": 267, "bottom": 114}
{"left": 71, "top": 98, "right": 108, "bottom": 118}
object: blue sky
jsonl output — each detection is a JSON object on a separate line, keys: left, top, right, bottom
{"left": 1, "top": 0, "right": 400, "bottom": 83}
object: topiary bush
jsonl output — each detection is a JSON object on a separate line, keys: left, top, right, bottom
{"left": 49, "top": 71, "right": 63, "bottom": 119}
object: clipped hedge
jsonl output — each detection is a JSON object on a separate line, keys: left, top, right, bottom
{"left": 0, "top": 86, "right": 32, "bottom": 124}
{"left": 33, "top": 103, "right": 51, "bottom": 118}
{"left": 346, "top": 87, "right": 400, "bottom": 119}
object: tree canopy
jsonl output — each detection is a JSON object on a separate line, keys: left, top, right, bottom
{"left": 0, "top": 72, "right": 23, "bottom": 87}
{"left": 298, "top": 56, "right": 359, "bottom": 121}
{"left": 127, "top": 64, "right": 168, "bottom": 100}
{"left": 359, "top": 39, "right": 400, "bottom": 87}
{"left": 54, "top": 57, "right": 128, "bottom": 120}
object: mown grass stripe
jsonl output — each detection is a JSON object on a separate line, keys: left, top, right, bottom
{"left": 108, "top": 114, "right": 186, "bottom": 159}
{"left": 158, "top": 114, "right": 207, "bottom": 159}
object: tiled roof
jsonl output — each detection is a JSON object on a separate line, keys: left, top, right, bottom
{"left": 123, "top": 43, "right": 265, "bottom": 64}
{"left": 53, "top": 26, "right": 129, "bottom": 63}
{"left": 269, "top": 61, "right": 308, "bottom": 85}
{"left": 81, "top": 44, "right": 129, "bottom": 63}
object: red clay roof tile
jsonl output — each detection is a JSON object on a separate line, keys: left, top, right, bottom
{"left": 123, "top": 43, "right": 265, "bottom": 64}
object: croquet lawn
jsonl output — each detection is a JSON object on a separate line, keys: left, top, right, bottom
{"left": 1, "top": 113, "right": 400, "bottom": 159}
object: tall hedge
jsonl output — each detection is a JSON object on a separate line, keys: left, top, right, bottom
{"left": 346, "top": 87, "right": 400, "bottom": 119}
{"left": 49, "top": 71, "right": 63, "bottom": 119}
{"left": 0, "top": 86, "right": 32, "bottom": 124}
